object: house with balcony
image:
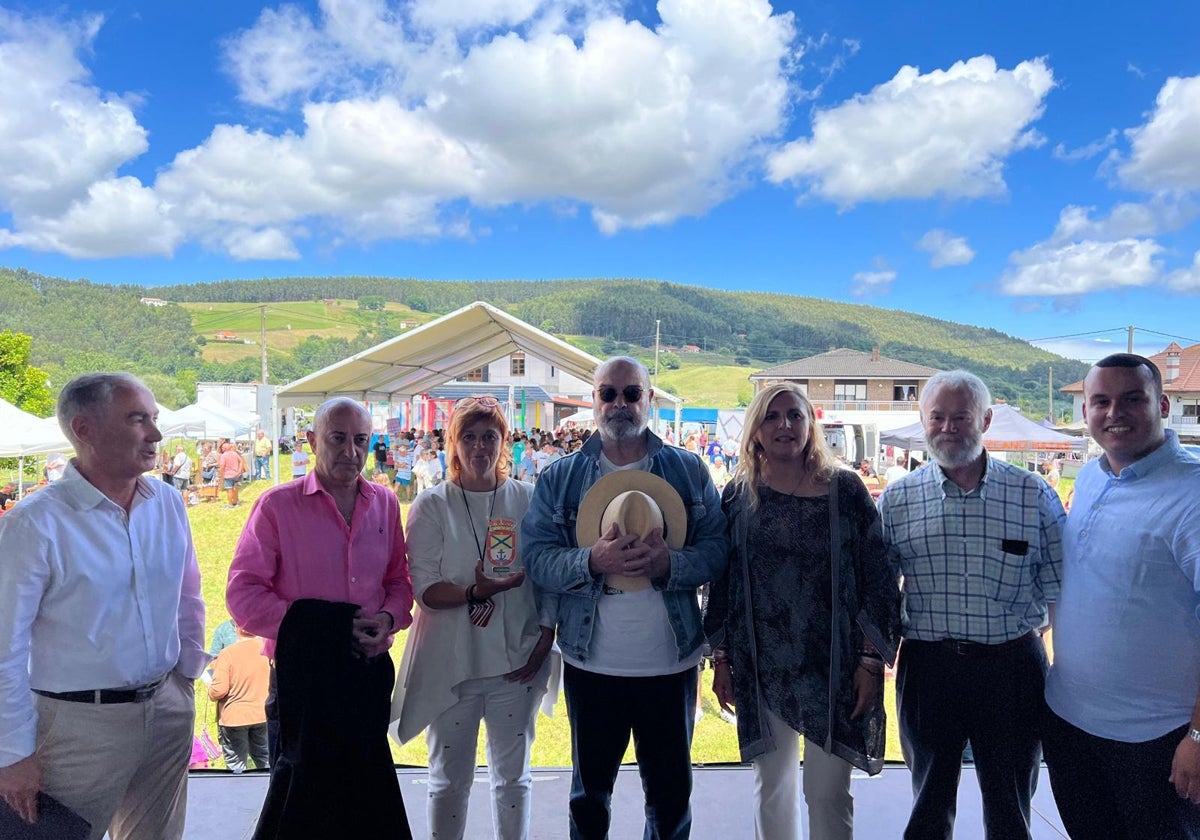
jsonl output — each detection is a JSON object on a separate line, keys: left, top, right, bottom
{"left": 749, "top": 347, "right": 942, "bottom": 431}
{"left": 1060, "top": 342, "right": 1200, "bottom": 442}
{"left": 443, "top": 349, "right": 595, "bottom": 429}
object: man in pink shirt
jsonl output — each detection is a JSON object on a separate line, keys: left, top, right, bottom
{"left": 226, "top": 397, "right": 413, "bottom": 760}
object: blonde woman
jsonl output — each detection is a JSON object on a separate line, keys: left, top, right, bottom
{"left": 704, "top": 382, "right": 900, "bottom": 839}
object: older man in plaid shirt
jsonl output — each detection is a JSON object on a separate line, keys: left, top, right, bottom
{"left": 879, "top": 370, "right": 1065, "bottom": 840}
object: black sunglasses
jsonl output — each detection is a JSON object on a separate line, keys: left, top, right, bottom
{"left": 598, "top": 385, "right": 644, "bottom": 404}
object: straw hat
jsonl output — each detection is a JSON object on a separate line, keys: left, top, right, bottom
{"left": 576, "top": 471, "right": 687, "bottom": 592}
{"left": 576, "top": 471, "right": 687, "bottom": 550}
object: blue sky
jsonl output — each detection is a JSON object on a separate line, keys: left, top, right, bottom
{"left": 1, "top": 1, "right": 1198, "bottom": 362}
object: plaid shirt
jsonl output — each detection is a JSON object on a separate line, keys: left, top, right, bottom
{"left": 879, "top": 454, "right": 1065, "bottom": 644}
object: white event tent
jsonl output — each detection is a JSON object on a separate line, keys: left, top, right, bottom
{"left": 273, "top": 300, "right": 682, "bottom": 437}
{"left": 880, "top": 403, "right": 1085, "bottom": 453}
{"left": 163, "top": 397, "right": 256, "bottom": 440}
{"left": 0, "top": 398, "right": 73, "bottom": 494}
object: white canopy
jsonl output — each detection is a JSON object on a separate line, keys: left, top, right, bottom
{"left": 274, "top": 301, "right": 682, "bottom": 413}
{"left": 164, "top": 397, "right": 255, "bottom": 439}
{"left": 879, "top": 403, "right": 1085, "bottom": 452}
{"left": 559, "top": 408, "right": 595, "bottom": 425}
{"left": 0, "top": 399, "right": 72, "bottom": 457}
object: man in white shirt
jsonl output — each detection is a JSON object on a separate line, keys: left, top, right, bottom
{"left": 291, "top": 439, "right": 311, "bottom": 480}
{"left": 0, "top": 373, "right": 208, "bottom": 839}
{"left": 884, "top": 456, "right": 910, "bottom": 484}
{"left": 170, "top": 444, "right": 192, "bottom": 492}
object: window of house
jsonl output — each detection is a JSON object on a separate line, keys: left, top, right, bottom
{"left": 510, "top": 352, "right": 526, "bottom": 376}
{"left": 833, "top": 381, "right": 866, "bottom": 401}
{"left": 465, "top": 367, "right": 487, "bottom": 382}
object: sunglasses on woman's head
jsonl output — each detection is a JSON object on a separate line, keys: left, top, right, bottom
{"left": 456, "top": 395, "right": 499, "bottom": 408}
{"left": 597, "top": 385, "right": 644, "bottom": 404}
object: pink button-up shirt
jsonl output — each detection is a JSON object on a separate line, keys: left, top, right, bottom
{"left": 226, "top": 471, "right": 413, "bottom": 658}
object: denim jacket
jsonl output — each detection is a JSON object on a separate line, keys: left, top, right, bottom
{"left": 522, "top": 431, "right": 728, "bottom": 664}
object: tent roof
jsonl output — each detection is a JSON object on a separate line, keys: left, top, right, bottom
{"left": 164, "top": 397, "right": 255, "bottom": 439}
{"left": 275, "top": 301, "right": 681, "bottom": 410}
{"left": 878, "top": 403, "right": 1084, "bottom": 452}
{"left": 0, "top": 399, "right": 72, "bottom": 457}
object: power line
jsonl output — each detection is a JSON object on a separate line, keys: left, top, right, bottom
{"left": 1132, "top": 327, "right": 1200, "bottom": 345}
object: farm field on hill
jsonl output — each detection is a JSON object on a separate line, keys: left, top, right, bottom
{"left": 655, "top": 365, "right": 753, "bottom": 408}
{"left": 181, "top": 300, "right": 435, "bottom": 365}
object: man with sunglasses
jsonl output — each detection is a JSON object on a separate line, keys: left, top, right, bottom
{"left": 523, "top": 356, "right": 728, "bottom": 840}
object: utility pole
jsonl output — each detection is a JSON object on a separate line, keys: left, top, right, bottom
{"left": 260, "top": 304, "right": 269, "bottom": 384}
{"left": 654, "top": 319, "right": 661, "bottom": 389}
{"left": 1128, "top": 325, "right": 1135, "bottom": 354}
{"left": 1048, "top": 365, "right": 1053, "bottom": 422}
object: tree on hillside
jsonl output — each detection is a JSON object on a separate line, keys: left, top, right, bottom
{"left": 0, "top": 331, "right": 54, "bottom": 416}
{"left": 358, "top": 295, "right": 386, "bottom": 311}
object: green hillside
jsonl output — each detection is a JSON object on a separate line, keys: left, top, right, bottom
{"left": 1, "top": 267, "right": 1089, "bottom": 415}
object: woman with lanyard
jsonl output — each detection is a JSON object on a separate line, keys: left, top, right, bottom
{"left": 704, "top": 382, "right": 899, "bottom": 840}
{"left": 391, "top": 395, "right": 557, "bottom": 840}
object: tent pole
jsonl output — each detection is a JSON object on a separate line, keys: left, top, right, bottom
{"left": 271, "top": 388, "right": 280, "bottom": 487}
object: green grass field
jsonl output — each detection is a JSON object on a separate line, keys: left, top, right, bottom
{"left": 191, "top": 462, "right": 902, "bottom": 770}
{"left": 655, "top": 365, "right": 754, "bottom": 408}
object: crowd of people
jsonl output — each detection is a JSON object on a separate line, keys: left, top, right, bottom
{"left": 0, "top": 352, "right": 1197, "bottom": 840}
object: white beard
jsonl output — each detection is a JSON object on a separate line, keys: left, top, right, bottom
{"left": 927, "top": 432, "right": 984, "bottom": 469}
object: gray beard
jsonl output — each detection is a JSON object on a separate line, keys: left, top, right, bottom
{"left": 599, "top": 417, "right": 647, "bottom": 444}
{"left": 927, "top": 434, "right": 984, "bottom": 469}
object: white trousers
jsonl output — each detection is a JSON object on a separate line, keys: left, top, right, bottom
{"left": 425, "top": 663, "right": 549, "bottom": 840}
{"left": 752, "top": 706, "right": 854, "bottom": 840}
{"left": 34, "top": 671, "right": 195, "bottom": 840}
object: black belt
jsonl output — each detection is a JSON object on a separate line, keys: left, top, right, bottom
{"left": 33, "top": 675, "right": 167, "bottom": 705}
{"left": 911, "top": 630, "right": 1038, "bottom": 656}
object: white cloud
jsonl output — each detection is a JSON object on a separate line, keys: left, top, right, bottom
{"left": 210, "top": 0, "right": 799, "bottom": 238}
{"left": 0, "top": 1, "right": 800, "bottom": 260}
{"left": 0, "top": 10, "right": 148, "bottom": 218}
{"left": 1164, "top": 250, "right": 1200, "bottom": 291}
{"left": 766, "top": 55, "right": 1054, "bottom": 207}
{"left": 1000, "top": 238, "right": 1162, "bottom": 296}
{"left": 1118, "top": 74, "right": 1200, "bottom": 192}
{"left": 916, "top": 229, "right": 975, "bottom": 267}
{"left": 409, "top": 0, "right": 545, "bottom": 30}
{"left": 223, "top": 6, "right": 343, "bottom": 109}
{"left": 1052, "top": 129, "right": 1116, "bottom": 162}
{"left": 0, "top": 177, "right": 181, "bottom": 258}
{"left": 223, "top": 227, "right": 300, "bottom": 261}
{"left": 1048, "top": 198, "right": 1198, "bottom": 243}
{"left": 850, "top": 261, "right": 896, "bottom": 298}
